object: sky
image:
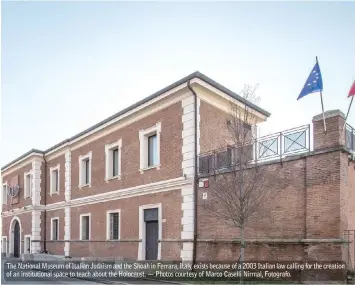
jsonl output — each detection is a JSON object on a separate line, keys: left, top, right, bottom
{"left": 1, "top": 1, "right": 355, "bottom": 166}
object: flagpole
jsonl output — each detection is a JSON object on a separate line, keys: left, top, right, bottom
{"left": 316, "top": 56, "right": 326, "bottom": 132}
{"left": 343, "top": 96, "right": 354, "bottom": 131}
{"left": 320, "top": 91, "right": 327, "bottom": 132}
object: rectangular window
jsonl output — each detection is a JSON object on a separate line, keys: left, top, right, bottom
{"left": 139, "top": 123, "right": 161, "bottom": 171}
{"left": 51, "top": 218, "right": 59, "bottom": 241}
{"left": 24, "top": 236, "right": 31, "bottom": 254}
{"left": 2, "top": 184, "right": 7, "bottom": 205}
{"left": 50, "top": 167, "right": 59, "bottom": 194}
{"left": 105, "top": 140, "right": 122, "bottom": 181}
{"left": 24, "top": 173, "right": 32, "bottom": 198}
{"left": 2, "top": 237, "right": 7, "bottom": 253}
{"left": 79, "top": 152, "right": 92, "bottom": 187}
{"left": 108, "top": 212, "right": 120, "bottom": 240}
{"left": 81, "top": 215, "right": 90, "bottom": 240}
{"left": 148, "top": 134, "right": 157, "bottom": 167}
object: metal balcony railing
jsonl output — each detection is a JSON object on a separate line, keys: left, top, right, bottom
{"left": 198, "top": 124, "right": 311, "bottom": 176}
{"left": 346, "top": 123, "right": 355, "bottom": 153}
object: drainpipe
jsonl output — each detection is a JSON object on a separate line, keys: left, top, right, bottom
{"left": 187, "top": 80, "right": 198, "bottom": 268}
{"left": 42, "top": 153, "right": 48, "bottom": 253}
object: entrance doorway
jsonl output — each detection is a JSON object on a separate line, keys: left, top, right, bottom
{"left": 144, "top": 208, "right": 159, "bottom": 260}
{"left": 9, "top": 217, "right": 22, "bottom": 258}
{"left": 13, "top": 221, "right": 20, "bottom": 258}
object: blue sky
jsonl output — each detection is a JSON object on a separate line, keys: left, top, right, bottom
{"left": 1, "top": 1, "right": 355, "bottom": 165}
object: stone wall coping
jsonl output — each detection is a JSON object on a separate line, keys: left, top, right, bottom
{"left": 313, "top": 109, "right": 345, "bottom": 122}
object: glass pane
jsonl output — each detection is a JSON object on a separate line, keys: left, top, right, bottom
{"left": 54, "top": 171, "right": 58, "bottom": 191}
{"left": 29, "top": 176, "right": 32, "bottom": 194}
{"left": 82, "top": 216, "right": 89, "bottom": 240}
{"left": 110, "top": 213, "right": 119, "bottom": 240}
{"left": 85, "top": 217, "right": 90, "bottom": 240}
{"left": 258, "top": 138, "right": 278, "bottom": 158}
{"left": 53, "top": 220, "right": 58, "bottom": 240}
{"left": 112, "top": 149, "right": 119, "bottom": 177}
{"left": 148, "top": 134, "right": 157, "bottom": 167}
{"left": 346, "top": 128, "right": 354, "bottom": 151}
{"left": 284, "top": 131, "right": 306, "bottom": 153}
{"left": 85, "top": 160, "right": 90, "bottom": 184}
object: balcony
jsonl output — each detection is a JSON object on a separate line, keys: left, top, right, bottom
{"left": 198, "top": 122, "right": 355, "bottom": 177}
{"left": 198, "top": 125, "right": 311, "bottom": 176}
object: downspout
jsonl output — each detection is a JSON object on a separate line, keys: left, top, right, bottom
{"left": 187, "top": 80, "right": 198, "bottom": 268}
{"left": 42, "top": 153, "right": 48, "bottom": 253}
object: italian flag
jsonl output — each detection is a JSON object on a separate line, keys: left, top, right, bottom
{"left": 349, "top": 80, "right": 355, "bottom": 97}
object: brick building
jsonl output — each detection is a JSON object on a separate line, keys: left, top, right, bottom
{"left": 1, "top": 72, "right": 355, "bottom": 267}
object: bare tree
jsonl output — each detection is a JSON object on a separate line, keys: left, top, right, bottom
{"left": 202, "top": 84, "right": 274, "bottom": 284}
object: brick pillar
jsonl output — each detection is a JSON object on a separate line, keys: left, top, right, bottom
{"left": 313, "top": 110, "right": 346, "bottom": 151}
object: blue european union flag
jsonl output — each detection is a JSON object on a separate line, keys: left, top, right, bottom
{"left": 297, "top": 61, "right": 323, "bottom": 100}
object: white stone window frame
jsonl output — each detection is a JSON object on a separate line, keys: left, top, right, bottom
{"left": 139, "top": 122, "right": 161, "bottom": 174}
{"left": 50, "top": 217, "right": 59, "bottom": 241}
{"left": 24, "top": 234, "right": 31, "bottom": 254}
{"left": 2, "top": 236, "right": 7, "bottom": 254}
{"left": 105, "top": 139, "right": 122, "bottom": 182}
{"left": 78, "top": 152, "right": 92, "bottom": 188}
{"left": 2, "top": 182, "right": 8, "bottom": 205}
{"left": 49, "top": 164, "right": 60, "bottom": 195}
{"left": 24, "top": 171, "right": 32, "bottom": 199}
{"left": 106, "top": 209, "right": 121, "bottom": 241}
{"left": 79, "top": 213, "right": 91, "bottom": 241}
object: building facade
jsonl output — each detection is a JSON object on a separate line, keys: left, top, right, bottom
{"left": 1, "top": 72, "right": 355, "bottom": 267}
{"left": 1, "top": 72, "right": 269, "bottom": 261}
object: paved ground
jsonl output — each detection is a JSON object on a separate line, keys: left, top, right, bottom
{"left": 2, "top": 257, "right": 175, "bottom": 285}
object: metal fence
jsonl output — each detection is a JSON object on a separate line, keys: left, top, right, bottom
{"left": 198, "top": 125, "right": 311, "bottom": 176}
{"left": 346, "top": 124, "right": 355, "bottom": 153}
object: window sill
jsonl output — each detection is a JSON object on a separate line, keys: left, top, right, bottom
{"left": 79, "top": 184, "right": 91, "bottom": 189}
{"left": 106, "top": 239, "right": 120, "bottom": 241}
{"left": 49, "top": 191, "right": 60, "bottom": 196}
{"left": 105, "top": 175, "right": 121, "bottom": 183}
{"left": 79, "top": 239, "right": 90, "bottom": 241}
{"left": 139, "top": 164, "right": 161, "bottom": 174}
{"left": 24, "top": 195, "right": 31, "bottom": 199}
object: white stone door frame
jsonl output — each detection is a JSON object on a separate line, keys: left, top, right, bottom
{"left": 138, "top": 203, "right": 162, "bottom": 261}
{"left": 8, "top": 216, "right": 22, "bottom": 256}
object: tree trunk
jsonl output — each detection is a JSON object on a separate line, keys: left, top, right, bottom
{"left": 240, "top": 225, "right": 245, "bottom": 284}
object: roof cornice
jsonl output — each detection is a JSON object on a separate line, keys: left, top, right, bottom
{"left": 1, "top": 71, "right": 270, "bottom": 172}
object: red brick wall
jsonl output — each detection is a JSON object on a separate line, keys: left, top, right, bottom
{"left": 45, "top": 209, "right": 65, "bottom": 255}
{"left": 305, "top": 151, "right": 341, "bottom": 239}
{"left": 69, "top": 189, "right": 182, "bottom": 259}
{"left": 200, "top": 100, "right": 233, "bottom": 153}
{"left": 2, "top": 163, "right": 33, "bottom": 212}
{"left": 196, "top": 150, "right": 345, "bottom": 261}
{"left": 341, "top": 156, "right": 355, "bottom": 266}
{"left": 313, "top": 114, "right": 346, "bottom": 150}
{"left": 70, "top": 102, "right": 183, "bottom": 200}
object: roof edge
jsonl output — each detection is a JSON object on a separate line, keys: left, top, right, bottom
{"left": 1, "top": 149, "right": 44, "bottom": 172}
{"left": 2, "top": 71, "right": 271, "bottom": 172}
